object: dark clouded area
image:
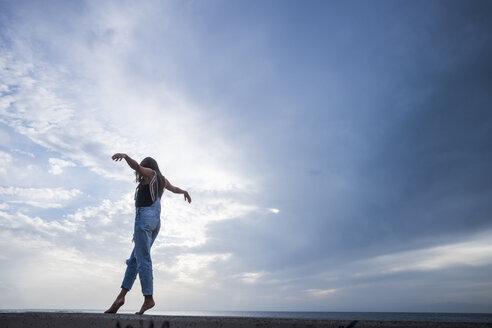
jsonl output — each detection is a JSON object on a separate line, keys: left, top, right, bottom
{"left": 187, "top": 0, "right": 492, "bottom": 310}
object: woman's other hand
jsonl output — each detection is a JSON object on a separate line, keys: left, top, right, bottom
{"left": 184, "top": 191, "right": 192, "bottom": 203}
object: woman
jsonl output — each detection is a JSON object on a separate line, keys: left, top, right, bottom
{"left": 105, "top": 153, "right": 191, "bottom": 315}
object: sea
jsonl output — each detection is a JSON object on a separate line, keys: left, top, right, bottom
{"left": 1, "top": 310, "right": 492, "bottom": 323}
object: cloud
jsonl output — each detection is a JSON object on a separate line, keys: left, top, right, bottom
{"left": 239, "top": 271, "right": 266, "bottom": 284}
{"left": 48, "top": 158, "right": 75, "bottom": 175}
{"left": 0, "top": 229, "right": 122, "bottom": 309}
{"left": 0, "top": 51, "right": 130, "bottom": 180}
{"left": 0, "top": 186, "right": 82, "bottom": 208}
{"left": 0, "top": 210, "right": 77, "bottom": 236}
{"left": 0, "top": 150, "right": 12, "bottom": 175}
{"left": 6, "top": 201, "right": 63, "bottom": 209}
{"left": 0, "top": 6, "right": 255, "bottom": 192}
{"left": 1, "top": 0, "right": 491, "bottom": 312}
{"left": 0, "top": 196, "right": 135, "bottom": 309}
{"left": 305, "top": 288, "right": 337, "bottom": 298}
{"left": 0, "top": 146, "right": 47, "bottom": 187}
{"left": 0, "top": 2, "right": 260, "bottom": 307}
{"left": 10, "top": 148, "right": 35, "bottom": 158}
{"left": 159, "top": 195, "right": 258, "bottom": 248}
{"left": 0, "top": 193, "right": 241, "bottom": 308}
{"left": 362, "top": 231, "right": 492, "bottom": 274}
{"left": 166, "top": 253, "right": 232, "bottom": 286}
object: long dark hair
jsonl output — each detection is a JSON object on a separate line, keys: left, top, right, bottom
{"left": 135, "top": 157, "right": 166, "bottom": 197}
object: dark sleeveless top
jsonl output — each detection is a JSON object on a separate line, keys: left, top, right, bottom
{"left": 135, "top": 170, "right": 159, "bottom": 207}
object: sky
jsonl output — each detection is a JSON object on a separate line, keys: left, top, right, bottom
{"left": 0, "top": 0, "right": 491, "bottom": 313}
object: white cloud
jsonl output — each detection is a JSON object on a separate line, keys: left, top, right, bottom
{"left": 165, "top": 252, "right": 232, "bottom": 286}
{"left": 268, "top": 208, "right": 280, "bottom": 214}
{"left": 369, "top": 235, "right": 492, "bottom": 273}
{"left": 0, "top": 187, "right": 82, "bottom": 202}
{"left": 0, "top": 151, "right": 12, "bottom": 175}
{"left": 0, "top": 20, "right": 256, "bottom": 195}
{"left": 341, "top": 231, "right": 492, "bottom": 278}
{"left": 159, "top": 195, "right": 258, "bottom": 248}
{"left": 0, "top": 52, "right": 136, "bottom": 181}
{"left": 240, "top": 271, "right": 266, "bottom": 284}
{"left": 0, "top": 149, "right": 45, "bottom": 186}
{"left": 6, "top": 201, "right": 63, "bottom": 209}
{"left": 0, "top": 210, "right": 77, "bottom": 235}
{"left": 306, "top": 288, "right": 337, "bottom": 298}
{"left": 48, "top": 157, "right": 76, "bottom": 175}
{"left": 67, "top": 195, "right": 133, "bottom": 226}
{"left": 0, "top": 229, "right": 122, "bottom": 309}
{"left": 0, "top": 195, "right": 135, "bottom": 262}
{"left": 10, "top": 148, "right": 35, "bottom": 158}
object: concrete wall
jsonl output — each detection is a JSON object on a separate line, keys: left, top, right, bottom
{"left": 1, "top": 312, "right": 491, "bottom": 328}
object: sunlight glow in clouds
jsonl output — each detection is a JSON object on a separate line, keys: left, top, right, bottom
{"left": 160, "top": 197, "right": 258, "bottom": 248}
{"left": 0, "top": 0, "right": 263, "bottom": 311}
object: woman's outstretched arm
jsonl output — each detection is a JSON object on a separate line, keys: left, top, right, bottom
{"left": 112, "top": 153, "right": 154, "bottom": 180}
{"left": 165, "top": 178, "right": 192, "bottom": 203}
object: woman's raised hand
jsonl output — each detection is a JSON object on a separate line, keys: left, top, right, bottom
{"left": 112, "top": 153, "right": 127, "bottom": 161}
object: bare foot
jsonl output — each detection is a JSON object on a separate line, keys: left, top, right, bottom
{"left": 104, "top": 296, "right": 125, "bottom": 313}
{"left": 135, "top": 297, "right": 155, "bottom": 315}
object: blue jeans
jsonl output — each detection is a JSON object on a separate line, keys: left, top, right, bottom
{"left": 121, "top": 198, "right": 161, "bottom": 295}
